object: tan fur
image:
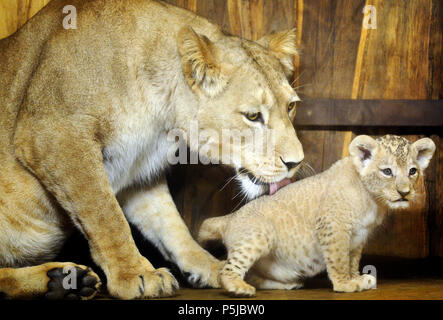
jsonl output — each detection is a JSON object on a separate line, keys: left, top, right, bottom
{"left": 198, "top": 135, "right": 436, "bottom": 297}
{"left": 0, "top": 0, "right": 302, "bottom": 299}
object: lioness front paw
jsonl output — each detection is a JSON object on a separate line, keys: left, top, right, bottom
{"left": 45, "top": 264, "right": 101, "bottom": 300}
{"left": 182, "top": 255, "right": 225, "bottom": 288}
{"left": 141, "top": 268, "right": 179, "bottom": 298}
{"left": 107, "top": 260, "right": 179, "bottom": 299}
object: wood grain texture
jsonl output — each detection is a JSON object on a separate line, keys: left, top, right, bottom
{"left": 295, "top": 100, "right": 443, "bottom": 127}
{"left": 0, "top": 0, "right": 51, "bottom": 39}
{"left": 429, "top": 136, "right": 443, "bottom": 257}
{"left": 296, "top": 0, "right": 364, "bottom": 176}
{"left": 162, "top": 279, "right": 443, "bottom": 300}
{"left": 355, "top": 0, "right": 434, "bottom": 100}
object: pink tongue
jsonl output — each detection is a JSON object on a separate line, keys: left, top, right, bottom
{"left": 269, "top": 178, "right": 292, "bottom": 195}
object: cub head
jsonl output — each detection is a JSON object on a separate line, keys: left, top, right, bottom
{"left": 177, "top": 27, "right": 304, "bottom": 199}
{"left": 349, "top": 135, "right": 436, "bottom": 209}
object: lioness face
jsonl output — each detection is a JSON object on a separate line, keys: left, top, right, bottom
{"left": 349, "top": 135, "right": 435, "bottom": 210}
{"left": 178, "top": 28, "right": 304, "bottom": 199}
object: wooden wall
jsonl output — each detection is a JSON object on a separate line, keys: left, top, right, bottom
{"left": 0, "top": 0, "right": 51, "bottom": 39}
{"left": 1, "top": 0, "right": 442, "bottom": 259}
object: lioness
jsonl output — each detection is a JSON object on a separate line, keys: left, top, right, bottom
{"left": 0, "top": 0, "right": 303, "bottom": 299}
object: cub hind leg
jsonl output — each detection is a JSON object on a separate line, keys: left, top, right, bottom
{"left": 0, "top": 262, "right": 101, "bottom": 300}
{"left": 220, "top": 232, "right": 273, "bottom": 297}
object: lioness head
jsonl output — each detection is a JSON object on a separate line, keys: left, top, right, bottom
{"left": 177, "top": 27, "right": 304, "bottom": 199}
{"left": 349, "top": 135, "right": 435, "bottom": 209}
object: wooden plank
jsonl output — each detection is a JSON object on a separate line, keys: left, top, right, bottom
{"left": 296, "top": 0, "right": 364, "bottom": 173}
{"left": 429, "top": 0, "right": 442, "bottom": 99}
{"left": 0, "top": 0, "right": 51, "bottom": 39}
{"left": 356, "top": 0, "right": 433, "bottom": 99}
{"left": 428, "top": 0, "right": 443, "bottom": 257}
{"left": 164, "top": 279, "right": 443, "bottom": 300}
{"left": 297, "top": 0, "right": 364, "bottom": 99}
{"left": 292, "top": 0, "right": 303, "bottom": 88}
{"left": 177, "top": 0, "right": 197, "bottom": 12}
{"left": 195, "top": 0, "right": 230, "bottom": 32}
{"left": 295, "top": 99, "right": 443, "bottom": 127}
{"left": 429, "top": 136, "right": 443, "bottom": 257}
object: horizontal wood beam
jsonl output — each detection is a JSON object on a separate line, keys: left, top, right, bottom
{"left": 294, "top": 99, "right": 443, "bottom": 127}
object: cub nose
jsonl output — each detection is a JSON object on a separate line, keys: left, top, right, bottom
{"left": 281, "top": 158, "right": 301, "bottom": 171}
{"left": 397, "top": 190, "right": 410, "bottom": 198}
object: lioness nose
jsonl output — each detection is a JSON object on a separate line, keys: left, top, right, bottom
{"left": 398, "top": 190, "right": 410, "bottom": 198}
{"left": 281, "top": 158, "right": 301, "bottom": 171}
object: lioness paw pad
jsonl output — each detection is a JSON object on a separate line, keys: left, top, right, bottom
{"left": 45, "top": 265, "right": 101, "bottom": 300}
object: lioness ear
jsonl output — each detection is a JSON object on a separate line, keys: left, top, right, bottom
{"left": 177, "top": 26, "right": 226, "bottom": 97}
{"left": 257, "top": 29, "right": 298, "bottom": 78}
{"left": 349, "top": 135, "right": 378, "bottom": 171}
{"left": 412, "top": 138, "right": 436, "bottom": 171}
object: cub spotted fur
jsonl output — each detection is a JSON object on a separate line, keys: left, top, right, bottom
{"left": 0, "top": 0, "right": 303, "bottom": 299}
{"left": 198, "top": 135, "right": 435, "bottom": 296}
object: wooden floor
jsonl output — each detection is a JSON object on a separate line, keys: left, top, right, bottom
{"left": 159, "top": 278, "right": 443, "bottom": 300}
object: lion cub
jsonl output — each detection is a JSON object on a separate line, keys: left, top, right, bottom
{"left": 198, "top": 135, "right": 435, "bottom": 296}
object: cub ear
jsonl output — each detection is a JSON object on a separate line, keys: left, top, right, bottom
{"left": 177, "top": 26, "right": 226, "bottom": 97}
{"left": 257, "top": 28, "right": 298, "bottom": 78}
{"left": 412, "top": 138, "right": 436, "bottom": 171}
{"left": 349, "top": 135, "right": 378, "bottom": 171}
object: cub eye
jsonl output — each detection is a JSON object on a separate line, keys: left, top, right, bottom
{"left": 288, "top": 102, "right": 296, "bottom": 113}
{"left": 381, "top": 168, "right": 393, "bottom": 176}
{"left": 244, "top": 112, "right": 262, "bottom": 122}
{"left": 409, "top": 168, "right": 417, "bottom": 176}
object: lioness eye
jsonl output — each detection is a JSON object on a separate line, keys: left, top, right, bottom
{"left": 244, "top": 112, "right": 262, "bottom": 122}
{"left": 381, "top": 168, "right": 393, "bottom": 176}
{"left": 409, "top": 168, "right": 417, "bottom": 176}
{"left": 288, "top": 102, "right": 296, "bottom": 113}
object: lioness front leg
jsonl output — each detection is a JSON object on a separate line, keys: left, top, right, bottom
{"left": 119, "top": 177, "right": 224, "bottom": 288}
{"left": 15, "top": 128, "right": 178, "bottom": 299}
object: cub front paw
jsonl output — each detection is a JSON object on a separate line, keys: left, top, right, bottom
{"left": 333, "top": 274, "right": 376, "bottom": 293}
{"left": 220, "top": 276, "right": 256, "bottom": 297}
{"left": 107, "top": 261, "right": 179, "bottom": 299}
{"left": 359, "top": 274, "right": 377, "bottom": 290}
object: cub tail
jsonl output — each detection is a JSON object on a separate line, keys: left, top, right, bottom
{"left": 197, "top": 215, "right": 231, "bottom": 245}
